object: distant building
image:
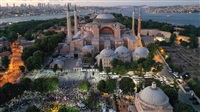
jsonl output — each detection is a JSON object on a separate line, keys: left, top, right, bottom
{"left": 141, "top": 29, "right": 171, "bottom": 41}
{"left": 176, "top": 35, "right": 190, "bottom": 44}
{"left": 155, "top": 33, "right": 165, "bottom": 41}
{"left": 50, "top": 56, "right": 65, "bottom": 69}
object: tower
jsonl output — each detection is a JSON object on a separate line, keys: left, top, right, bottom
{"left": 74, "top": 5, "right": 78, "bottom": 34}
{"left": 137, "top": 7, "right": 142, "bottom": 37}
{"left": 137, "top": 7, "right": 143, "bottom": 47}
{"left": 132, "top": 7, "right": 135, "bottom": 36}
{"left": 66, "top": 3, "right": 73, "bottom": 43}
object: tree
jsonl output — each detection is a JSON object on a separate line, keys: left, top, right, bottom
{"left": 146, "top": 43, "right": 157, "bottom": 54}
{"left": 130, "top": 61, "right": 137, "bottom": 71}
{"left": 189, "top": 34, "right": 198, "bottom": 48}
{"left": 169, "top": 33, "right": 176, "bottom": 44}
{"left": 180, "top": 40, "right": 189, "bottom": 47}
{"left": 26, "top": 105, "right": 41, "bottom": 112}
{"left": 84, "top": 53, "right": 92, "bottom": 58}
{"left": 119, "top": 77, "right": 135, "bottom": 94}
{"left": 152, "top": 62, "right": 163, "bottom": 73}
{"left": 24, "top": 31, "right": 34, "bottom": 40}
{"left": 160, "top": 24, "right": 174, "bottom": 33}
{"left": 187, "top": 78, "right": 200, "bottom": 98}
{"left": 97, "top": 80, "right": 106, "bottom": 92}
{"left": 79, "top": 80, "right": 91, "bottom": 92}
{"left": 8, "top": 31, "right": 18, "bottom": 42}
{"left": 105, "top": 79, "right": 116, "bottom": 93}
{"left": 19, "top": 78, "right": 32, "bottom": 91}
{"left": 144, "top": 79, "right": 161, "bottom": 88}
{"left": 31, "top": 78, "right": 44, "bottom": 92}
{"left": 87, "top": 90, "right": 98, "bottom": 110}
{"left": 105, "top": 67, "right": 111, "bottom": 76}
{"left": 53, "top": 64, "right": 58, "bottom": 75}
{"left": 43, "top": 77, "right": 59, "bottom": 93}
{"left": 111, "top": 58, "right": 119, "bottom": 68}
{"left": 1, "top": 56, "right": 10, "bottom": 69}
{"left": 31, "top": 77, "right": 59, "bottom": 93}
{"left": 98, "top": 59, "right": 103, "bottom": 72}
{"left": 26, "top": 56, "right": 34, "bottom": 71}
{"left": 32, "top": 50, "right": 43, "bottom": 69}
{"left": 160, "top": 85, "right": 178, "bottom": 106}
{"left": 174, "top": 102, "right": 197, "bottom": 112}
{"left": 114, "top": 65, "right": 127, "bottom": 75}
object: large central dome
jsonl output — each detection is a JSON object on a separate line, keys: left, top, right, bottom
{"left": 93, "top": 13, "right": 117, "bottom": 23}
{"left": 96, "top": 13, "right": 115, "bottom": 19}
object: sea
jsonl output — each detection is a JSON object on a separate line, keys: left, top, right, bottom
{"left": 0, "top": 8, "right": 200, "bottom": 26}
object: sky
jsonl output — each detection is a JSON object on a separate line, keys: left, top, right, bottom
{"left": 0, "top": 0, "right": 199, "bottom": 6}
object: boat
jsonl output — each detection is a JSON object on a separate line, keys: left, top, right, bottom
{"left": 166, "top": 15, "right": 171, "bottom": 18}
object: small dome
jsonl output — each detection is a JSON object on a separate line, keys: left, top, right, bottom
{"left": 50, "top": 59, "right": 64, "bottom": 68}
{"left": 96, "top": 13, "right": 115, "bottom": 19}
{"left": 100, "top": 49, "right": 115, "bottom": 57}
{"left": 139, "top": 85, "right": 169, "bottom": 106}
{"left": 115, "top": 46, "right": 129, "bottom": 55}
{"left": 133, "top": 47, "right": 149, "bottom": 59}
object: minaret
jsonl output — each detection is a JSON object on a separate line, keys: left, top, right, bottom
{"left": 137, "top": 7, "right": 143, "bottom": 47}
{"left": 74, "top": 5, "right": 78, "bottom": 34}
{"left": 137, "top": 7, "right": 142, "bottom": 37}
{"left": 132, "top": 7, "right": 135, "bottom": 36}
{"left": 66, "top": 3, "right": 72, "bottom": 43}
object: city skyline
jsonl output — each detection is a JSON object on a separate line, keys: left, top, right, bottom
{"left": 1, "top": 0, "right": 199, "bottom": 6}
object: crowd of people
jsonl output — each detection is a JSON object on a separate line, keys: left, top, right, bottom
{"left": 2, "top": 70, "right": 104, "bottom": 112}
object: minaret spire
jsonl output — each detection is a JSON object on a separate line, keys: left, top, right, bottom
{"left": 132, "top": 7, "right": 135, "bottom": 36}
{"left": 74, "top": 5, "right": 78, "bottom": 34}
{"left": 137, "top": 7, "right": 143, "bottom": 47}
{"left": 137, "top": 6, "right": 142, "bottom": 37}
{"left": 66, "top": 3, "right": 72, "bottom": 43}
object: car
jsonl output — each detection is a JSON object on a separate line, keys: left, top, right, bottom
{"left": 167, "top": 68, "right": 172, "bottom": 73}
{"left": 192, "top": 101, "right": 199, "bottom": 105}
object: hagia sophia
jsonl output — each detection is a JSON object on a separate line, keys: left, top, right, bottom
{"left": 59, "top": 4, "right": 150, "bottom": 69}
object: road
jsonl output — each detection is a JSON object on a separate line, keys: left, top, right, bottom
{"left": 0, "top": 42, "right": 25, "bottom": 87}
{"left": 154, "top": 53, "right": 174, "bottom": 82}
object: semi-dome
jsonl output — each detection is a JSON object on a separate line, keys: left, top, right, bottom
{"left": 115, "top": 46, "right": 129, "bottom": 55}
{"left": 93, "top": 13, "right": 117, "bottom": 23}
{"left": 100, "top": 48, "right": 115, "bottom": 57}
{"left": 132, "top": 47, "right": 149, "bottom": 60}
{"left": 138, "top": 83, "right": 169, "bottom": 106}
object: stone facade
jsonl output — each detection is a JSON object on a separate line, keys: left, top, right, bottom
{"left": 60, "top": 4, "right": 143, "bottom": 61}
